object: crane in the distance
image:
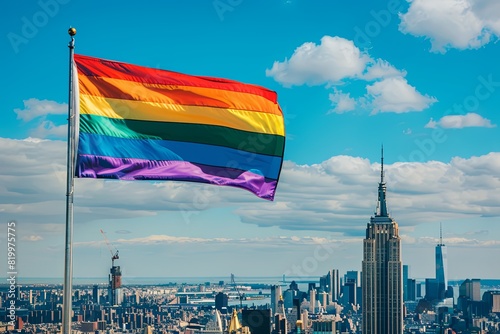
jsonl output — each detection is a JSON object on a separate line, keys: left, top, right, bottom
{"left": 100, "top": 229, "right": 119, "bottom": 266}
{"left": 231, "top": 273, "right": 244, "bottom": 309}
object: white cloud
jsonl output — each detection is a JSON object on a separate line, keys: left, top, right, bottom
{"left": 328, "top": 89, "right": 356, "bottom": 114}
{"left": 265, "top": 36, "right": 370, "bottom": 86}
{"left": 362, "top": 59, "right": 407, "bottom": 81}
{"left": 237, "top": 154, "right": 500, "bottom": 231}
{"left": 2, "top": 137, "right": 500, "bottom": 279}
{"left": 14, "top": 98, "right": 67, "bottom": 122}
{"left": 267, "top": 36, "right": 435, "bottom": 114}
{"left": 425, "top": 113, "right": 496, "bottom": 128}
{"left": 399, "top": 0, "right": 500, "bottom": 53}
{"left": 367, "top": 77, "right": 437, "bottom": 114}
{"left": 1, "top": 137, "right": 500, "bottom": 235}
{"left": 31, "top": 120, "right": 67, "bottom": 139}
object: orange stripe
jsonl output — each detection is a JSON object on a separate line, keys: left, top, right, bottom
{"left": 78, "top": 75, "right": 282, "bottom": 116}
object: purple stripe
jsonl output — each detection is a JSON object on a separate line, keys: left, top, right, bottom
{"left": 76, "top": 155, "right": 277, "bottom": 200}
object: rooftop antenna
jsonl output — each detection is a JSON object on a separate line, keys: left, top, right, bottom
{"left": 439, "top": 222, "right": 443, "bottom": 246}
{"left": 381, "top": 145, "right": 384, "bottom": 184}
{"left": 376, "top": 145, "right": 388, "bottom": 217}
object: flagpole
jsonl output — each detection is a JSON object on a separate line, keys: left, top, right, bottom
{"left": 62, "top": 27, "right": 76, "bottom": 334}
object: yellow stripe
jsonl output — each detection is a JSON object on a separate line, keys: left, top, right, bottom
{"left": 79, "top": 94, "right": 285, "bottom": 136}
{"left": 79, "top": 75, "right": 282, "bottom": 116}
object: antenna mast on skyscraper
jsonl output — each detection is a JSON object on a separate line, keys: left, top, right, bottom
{"left": 439, "top": 222, "right": 443, "bottom": 246}
{"left": 381, "top": 145, "right": 384, "bottom": 184}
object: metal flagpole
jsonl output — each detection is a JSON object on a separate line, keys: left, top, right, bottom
{"left": 62, "top": 26, "right": 77, "bottom": 334}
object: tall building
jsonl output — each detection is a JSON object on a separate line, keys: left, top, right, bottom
{"left": 271, "top": 285, "right": 282, "bottom": 315}
{"left": 109, "top": 264, "right": 122, "bottom": 305}
{"left": 459, "top": 279, "right": 481, "bottom": 301}
{"left": 274, "top": 296, "right": 287, "bottom": 334}
{"left": 402, "top": 265, "right": 409, "bottom": 302}
{"left": 362, "top": 149, "right": 403, "bottom": 334}
{"left": 341, "top": 280, "right": 357, "bottom": 306}
{"left": 482, "top": 291, "right": 500, "bottom": 313}
{"left": 435, "top": 224, "right": 448, "bottom": 300}
{"left": 320, "top": 275, "right": 328, "bottom": 293}
{"left": 309, "top": 288, "right": 316, "bottom": 313}
{"left": 215, "top": 292, "right": 228, "bottom": 311}
{"left": 242, "top": 309, "right": 271, "bottom": 334}
{"left": 425, "top": 278, "right": 439, "bottom": 302}
{"left": 345, "top": 271, "right": 360, "bottom": 287}
{"left": 330, "top": 269, "right": 340, "bottom": 302}
{"left": 407, "top": 279, "right": 416, "bottom": 301}
{"left": 92, "top": 285, "right": 100, "bottom": 304}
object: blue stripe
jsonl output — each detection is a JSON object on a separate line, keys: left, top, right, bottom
{"left": 77, "top": 133, "right": 282, "bottom": 180}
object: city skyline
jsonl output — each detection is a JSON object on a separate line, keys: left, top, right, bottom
{"left": 1, "top": 1, "right": 500, "bottom": 280}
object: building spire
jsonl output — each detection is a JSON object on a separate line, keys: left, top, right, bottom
{"left": 376, "top": 146, "right": 388, "bottom": 217}
{"left": 439, "top": 222, "right": 444, "bottom": 246}
{"left": 381, "top": 145, "right": 384, "bottom": 184}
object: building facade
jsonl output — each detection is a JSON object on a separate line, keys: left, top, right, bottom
{"left": 362, "top": 150, "right": 403, "bottom": 334}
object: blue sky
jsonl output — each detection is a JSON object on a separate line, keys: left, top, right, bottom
{"left": 1, "top": 0, "right": 499, "bottom": 282}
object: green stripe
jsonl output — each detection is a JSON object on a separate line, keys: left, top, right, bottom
{"left": 79, "top": 114, "right": 285, "bottom": 157}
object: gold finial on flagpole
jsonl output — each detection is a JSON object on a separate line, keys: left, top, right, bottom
{"left": 68, "top": 27, "right": 76, "bottom": 36}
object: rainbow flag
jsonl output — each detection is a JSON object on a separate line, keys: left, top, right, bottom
{"left": 74, "top": 54, "right": 285, "bottom": 200}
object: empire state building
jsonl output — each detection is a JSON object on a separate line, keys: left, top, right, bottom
{"left": 362, "top": 150, "right": 403, "bottom": 334}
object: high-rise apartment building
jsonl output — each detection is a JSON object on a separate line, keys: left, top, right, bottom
{"left": 309, "top": 288, "right": 316, "bottom": 313}
{"left": 362, "top": 149, "right": 403, "bottom": 334}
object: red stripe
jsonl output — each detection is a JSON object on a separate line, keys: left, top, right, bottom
{"left": 74, "top": 54, "right": 278, "bottom": 103}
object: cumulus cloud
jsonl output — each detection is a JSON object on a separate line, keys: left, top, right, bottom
{"left": 362, "top": 59, "right": 407, "bottom": 81}
{"left": 328, "top": 89, "right": 357, "bottom": 114}
{"left": 14, "top": 98, "right": 67, "bottom": 122}
{"left": 1, "top": 137, "right": 499, "bottom": 235}
{"left": 399, "top": 0, "right": 500, "bottom": 52}
{"left": 237, "top": 154, "right": 500, "bottom": 231}
{"left": 265, "top": 36, "right": 370, "bottom": 86}
{"left": 31, "top": 120, "right": 67, "bottom": 139}
{"left": 266, "top": 36, "right": 436, "bottom": 114}
{"left": 425, "top": 113, "right": 496, "bottom": 128}
{"left": 367, "top": 77, "right": 438, "bottom": 114}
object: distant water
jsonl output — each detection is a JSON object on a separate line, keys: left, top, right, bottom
{"left": 7, "top": 277, "right": 500, "bottom": 289}
{"left": 10, "top": 276, "right": 319, "bottom": 286}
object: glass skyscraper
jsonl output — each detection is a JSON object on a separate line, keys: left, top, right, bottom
{"left": 435, "top": 224, "right": 448, "bottom": 300}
